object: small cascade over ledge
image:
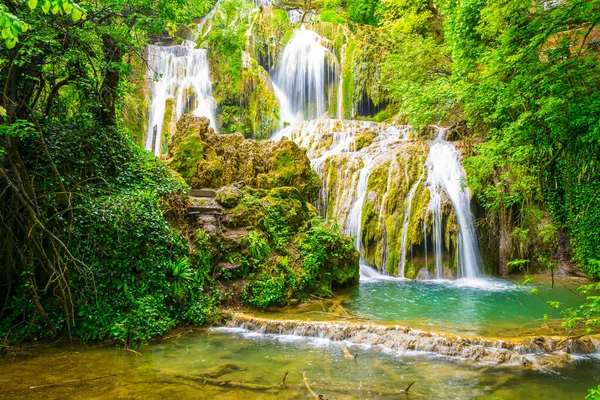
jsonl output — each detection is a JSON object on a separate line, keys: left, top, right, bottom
{"left": 277, "top": 120, "right": 484, "bottom": 280}
{"left": 145, "top": 27, "right": 217, "bottom": 155}
{"left": 225, "top": 313, "right": 599, "bottom": 367}
{"left": 271, "top": 27, "right": 340, "bottom": 127}
{"left": 426, "top": 129, "right": 483, "bottom": 279}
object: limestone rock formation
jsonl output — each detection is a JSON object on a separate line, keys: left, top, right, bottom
{"left": 164, "top": 114, "right": 321, "bottom": 202}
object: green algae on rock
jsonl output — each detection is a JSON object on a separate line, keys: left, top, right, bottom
{"left": 215, "top": 186, "right": 244, "bottom": 208}
{"left": 164, "top": 114, "right": 320, "bottom": 202}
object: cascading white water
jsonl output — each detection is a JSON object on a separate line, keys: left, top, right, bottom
{"left": 397, "top": 171, "right": 424, "bottom": 278}
{"left": 347, "top": 159, "right": 371, "bottom": 254}
{"left": 428, "top": 186, "right": 443, "bottom": 279}
{"left": 277, "top": 120, "right": 409, "bottom": 280}
{"left": 426, "top": 129, "right": 483, "bottom": 279}
{"left": 271, "top": 27, "right": 339, "bottom": 127}
{"left": 279, "top": 121, "right": 482, "bottom": 280}
{"left": 337, "top": 43, "right": 347, "bottom": 119}
{"left": 145, "top": 34, "right": 217, "bottom": 155}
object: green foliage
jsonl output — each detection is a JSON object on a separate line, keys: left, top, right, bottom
{"left": 348, "top": 0, "right": 382, "bottom": 26}
{"left": 248, "top": 230, "right": 271, "bottom": 263}
{"left": 296, "top": 223, "right": 359, "bottom": 293}
{"left": 205, "top": 0, "right": 251, "bottom": 133}
{"left": 555, "top": 282, "right": 600, "bottom": 337}
{"left": 587, "top": 385, "right": 600, "bottom": 400}
{"left": 506, "top": 259, "right": 529, "bottom": 272}
{"left": 243, "top": 272, "right": 285, "bottom": 309}
{"left": 0, "top": 119, "right": 221, "bottom": 344}
{"left": 0, "top": 0, "right": 84, "bottom": 48}
{"left": 320, "top": 10, "right": 346, "bottom": 24}
{"left": 378, "top": 1, "right": 451, "bottom": 126}
{"left": 168, "top": 258, "right": 194, "bottom": 304}
{"left": 231, "top": 189, "right": 359, "bottom": 310}
{"left": 241, "top": 219, "right": 359, "bottom": 310}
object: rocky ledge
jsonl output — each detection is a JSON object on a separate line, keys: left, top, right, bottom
{"left": 226, "top": 313, "right": 600, "bottom": 368}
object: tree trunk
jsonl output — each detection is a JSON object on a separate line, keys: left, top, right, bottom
{"left": 99, "top": 34, "right": 124, "bottom": 125}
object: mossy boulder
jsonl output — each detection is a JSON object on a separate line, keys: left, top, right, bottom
{"left": 164, "top": 114, "right": 321, "bottom": 202}
{"left": 216, "top": 186, "right": 243, "bottom": 208}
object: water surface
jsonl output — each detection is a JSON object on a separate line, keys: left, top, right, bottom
{"left": 0, "top": 328, "right": 598, "bottom": 399}
{"left": 341, "top": 276, "right": 584, "bottom": 337}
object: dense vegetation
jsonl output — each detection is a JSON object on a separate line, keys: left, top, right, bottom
{"left": 0, "top": 0, "right": 359, "bottom": 344}
{"left": 0, "top": 0, "right": 226, "bottom": 344}
{"left": 1, "top": 2, "right": 599, "bottom": 387}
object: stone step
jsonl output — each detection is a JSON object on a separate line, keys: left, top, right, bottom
{"left": 187, "top": 205, "right": 222, "bottom": 214}
{"left": 190, "top": 189, "right": 216, "bottom": 198}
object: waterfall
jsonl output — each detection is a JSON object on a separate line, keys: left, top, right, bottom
{"left": 347, "top": 159, "right": 372, "bottom": 257}
{"left": 398, "top": 171, "right": 424, "bottom": 278}
{"left": 271, "top": 27, "right": 339, "bottom": 127}
{"left": 145, "top": 34, "right": 217, "bottom": 155}
{"left": 279, "top": 121, "right": 483, "bottom": 280}
{"left": 337, "top": 43, "right": 347, "bottom": 119}
{"left": 428, "top": 185, "right": 444, "bottom": 279}
{"left": 425, "top": 129, "right": 483, "bottom": 279}
{"left": 277, "top": 120, "right": 409, "bottom": 279}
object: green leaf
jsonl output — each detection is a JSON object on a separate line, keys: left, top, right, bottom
{"left": 71, "top": 6, "right": 82, "bottom": 22}
{"left": 27, "top": 0, "right": 39, "bottom": 10}
{"left": 62, "top": 2, "right": 73, "bottom": 14}
{"left": 5, "top": 36, "right": 16, "bottom": 49}
{"left": 41, "top": 0, "right": 51, "bottom": 14}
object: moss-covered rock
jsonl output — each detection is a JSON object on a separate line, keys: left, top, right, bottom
{"left": 215, "top": 186, "right": 243, "bottom": 208}
{"left": 190, "top": 187, "right": 359, "bottom": 309}
{"left": 164, "top": 114, "right": 321, "bottom": 202}
{"left": 241, "top": 52, "right": 280, "bottom": 139}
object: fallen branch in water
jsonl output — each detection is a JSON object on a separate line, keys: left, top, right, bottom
{"left": 405, "top": 381, "right": 416, "bottom": 392}
{"left": 123, "top": 348, "right": 142, "bottom": 356}
{"left": 281, "top": 369, "right": 288, "bottom": 386}
{"left": 303, "top": 372, "right": 320, "bottom": 399}
{"left": 29, "top": 374, "right": 117, "bottom": 390}
{"left": 172, "top": 375, "right": 275, "bottom": 392}
{"left": 163, "top": 373, "right": 425, "bottom": 397}
{"left": 339, "top": 343, "right": 355, "bottom": 360}
{"left": 163, "top": 329, "right": 193, "bottom": 341}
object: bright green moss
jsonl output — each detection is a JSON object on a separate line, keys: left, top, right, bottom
{"left": 320, "top": 10, "right": 346, "bottom": 25}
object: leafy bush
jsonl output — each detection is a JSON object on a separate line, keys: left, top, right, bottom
{"left": 320, "top": 10, "right": 346, "bottom": 24}
{"left": 347, "top": 0, "right": 381, "bottom": 26}
{"left": 243, "top": 272, "right": 285, "bottom": 309}
{"left": 587, "top": 385, "right": 600, "bottom": 400}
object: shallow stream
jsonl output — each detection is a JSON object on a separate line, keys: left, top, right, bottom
{"left": 1, "top": 276, "right": 597, "bottom": 399}
{"left": 1, "top": 327, "right": 598, "bottom": 399}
